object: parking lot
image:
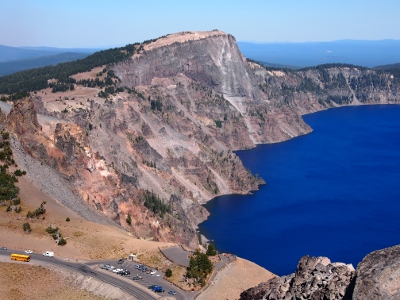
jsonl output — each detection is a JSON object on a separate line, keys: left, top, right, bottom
{"left": 95, "top": 259, "right": 185, "bottom": 298}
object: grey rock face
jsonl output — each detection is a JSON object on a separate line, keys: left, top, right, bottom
{"left": 239, "top": 256, "right": 355, "bottom": 300}
{"left": 353, "top": 244, "right": 400, "bottom": 300}
{"left": 116, "top": 33, "right": 253, "bottom": 98}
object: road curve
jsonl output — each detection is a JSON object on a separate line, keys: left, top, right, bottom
{"left": 0, "top": 249, "right": 157, "bottom": 300}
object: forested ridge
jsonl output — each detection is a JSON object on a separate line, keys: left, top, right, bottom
{"left": 0, "top": 43, "right": 141, "bottom": 95}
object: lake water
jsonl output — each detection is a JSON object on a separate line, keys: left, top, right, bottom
{"left": 198, "top": 105, "right": 400, "bottom": 276}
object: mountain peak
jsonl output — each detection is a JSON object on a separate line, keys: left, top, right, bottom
{"left": 144, "top": 30, "right": 227, "bottom": 51}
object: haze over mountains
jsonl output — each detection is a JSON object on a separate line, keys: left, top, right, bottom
{"left": 0, "top": 44, "right": 99, "bottom": 76}
{"left": 2, "top": 39, "right": 400, "bottom": 78}
{"left": 238, "top": 40, "right": 400, "bottom": 69}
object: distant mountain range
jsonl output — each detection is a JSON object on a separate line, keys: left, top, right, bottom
{"left": 0, "top": 44, "right": 100, "bottom": 76}
{"left": 238, "top": 40, "right": 400, "bottom": 69}
{"left": 2, "top": 39, "right": 400, "bottom": 77}
{"left": 0, "top": 52, "right": 91, "bottom": 76}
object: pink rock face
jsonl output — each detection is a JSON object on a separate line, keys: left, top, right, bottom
{"left": 6, "top": 98, "right": 41, "bottom": 135}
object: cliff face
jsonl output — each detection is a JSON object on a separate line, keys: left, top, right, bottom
{"left": 241, "top": 244, "right": 400, "bottom": 300}
{"left": 4, "top": 31, "right": 400, "bottom": 247}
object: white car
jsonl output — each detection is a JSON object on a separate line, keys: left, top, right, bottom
{"left": 150, "top": 270, "right": 157, "bottom": 275}
{"left": 43, "top": 251, "right": 54, "bottom": 257}
{"left": 113, "top": 268, "right": 123, "bottom": 273}
{"left": 24, "top": 250, "right": 33, "bottom": 254}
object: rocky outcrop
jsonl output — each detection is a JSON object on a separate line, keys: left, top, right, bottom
{"left": 6, "top": 97, "right": 41, "bottom": 135}
{"left": 0, "top": 108, "right": 6, "bottom": 125}
{"left": 353, "top": 244, "right": 400, "bottom": 300}
{"left": 240, "top": 256, "right": 355, "bottom": 300}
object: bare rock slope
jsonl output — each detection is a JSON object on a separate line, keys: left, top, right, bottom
{"left": 4, "top": 30, "right": 400, "bottom": 247}
{"left": 353, "top": 244, "right": 400, "bottom": 300}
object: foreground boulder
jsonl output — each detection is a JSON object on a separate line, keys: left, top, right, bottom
{"left": 239, "top": 256, "right": 355, "bottom": 300}
{"left": 352, "top": 244, "right": 400, "bottom": 300}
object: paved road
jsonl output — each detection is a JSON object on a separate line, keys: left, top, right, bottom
{"left": 0, "top": 249, "right": 157, "bottom": 300}
{"left": 88, "top": 259, "right": 197, "bottom": 300}
{"left": 0, "top": 248, "right": 234, "bottom": 300}
{"left": 160, "top": 246, "right": 191, "bottom": 267}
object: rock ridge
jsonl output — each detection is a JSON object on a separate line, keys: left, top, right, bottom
{"left": 240, "top": 255, "right": 355, "bottom": 300}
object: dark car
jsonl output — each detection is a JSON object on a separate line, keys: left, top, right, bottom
{"left": 0, "top": 247, "right": 7, "bottom": 250}
{"left": 118, "top": 258, "right": 124, "bottom": 264}
{"left": 148, "top": 285, "right": 158, "bottom": 289}
{"left": 152, "top": 286, "right": 164, "bottom": 293}
{"left": 132, "top": 275, "right": 142, "bottom": 280}
{"left": 122, "top": 270, "right": 130, "bottom": 276}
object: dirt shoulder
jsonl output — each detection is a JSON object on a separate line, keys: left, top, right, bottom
{"left": 0, "top": 261, "right": 128, "bottom": 300}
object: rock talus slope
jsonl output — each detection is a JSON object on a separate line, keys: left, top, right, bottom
{"left": 239, "top": 255, "right": 355, "bottom": 300}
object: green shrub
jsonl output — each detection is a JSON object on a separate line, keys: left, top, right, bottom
{"left": 23, "top": 222, "right": 31, "bottom": 233}
{"left": 46, "top": 226, "right": 59, "bottom": 234}
{"left": 214, "top": 120, "right": 223, "bottom": 128}
{"left": 165, "top": 268, "right": 172, "bottom": 277}
{"left": 66, "top": 217, "right": 70, "bottom": 222}
{"left": 58, "top": 237, "right": 67, "bottom": 246}
{"left": 126, "top": 213, "right": 132, "bottom": 225}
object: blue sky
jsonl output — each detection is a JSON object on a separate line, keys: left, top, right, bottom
{"left": 1, "top": 0, "right": 399, "bottom": 48}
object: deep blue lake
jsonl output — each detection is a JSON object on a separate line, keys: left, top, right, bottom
{"left": 198, "top": 105, "right": 400, "bottom": 276}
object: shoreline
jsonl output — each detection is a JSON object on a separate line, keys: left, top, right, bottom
{"left": 196, "top": 102, "right": 400, "bottom": 275}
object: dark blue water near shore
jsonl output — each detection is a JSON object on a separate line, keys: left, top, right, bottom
{"left": 198, "top": 105, "right": 400, "bottom": 276}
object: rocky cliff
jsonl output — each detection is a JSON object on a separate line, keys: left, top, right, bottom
{"left": 2, "top": 30, "right": 400, "bottom": 247}
{"left": 239, "top": 255, "right": 355, "bottom": 300}
{"left": 240, "top": 244, "right": 400, "bottom": 300}
{"left": 352, "top": 244, "right": 400, "bottom": 300}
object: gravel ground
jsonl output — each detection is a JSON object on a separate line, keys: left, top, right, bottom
{"left": 197, "top": 257, "right": 276, "bottom": 300}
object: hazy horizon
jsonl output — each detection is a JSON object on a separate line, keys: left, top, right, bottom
{"left": 1, "top": 0, "right": 399, "bottom": 48}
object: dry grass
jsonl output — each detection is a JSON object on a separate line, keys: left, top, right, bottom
{"left": 0, "top": 262, "right": 106, "bottom": 300}
{"left": 164, "top": 265, "right": 191, "bottom": 290}
{"left": 137, "top": 249, "right": 173, "bottom": 271}
{"left": 0, "top": 175, "right": 175, "bottom": 260}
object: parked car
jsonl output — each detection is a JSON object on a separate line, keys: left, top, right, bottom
{"left": 43, "top": 251, "right": 54, "bottom": 257}
{"left": 118, "top": 258, "right": 124, "bottom": 264}
{"left": 152, "top": 286, "right": 164, "bottom": 293}
{"left": 168, "top": 290, "right": 177, "bottom": 295}
{"left": 101, "top": 264, "right": 111, "bottom": 270}
{"left": 0, "top": 247, "right": 7, "bottom": 251}
{"left": 122, "top": 270, "right": 130, "bottom": 276}
{"left": 150, "top": 270, "right": 157, "bottom": 275}
{"left": 24, "top": 250, "right": 33, "bottom": 254}
{"left": 135, "top": 264, "right": 143, "bottom": 269}
{"left": 113, "top": 268, "right": 123, "bottom": 273}
{"left": 148, "top": 285, "right": 158, "bottom": 289}
{"left": 132, "top": 275, "right": 142, "bottom": 280}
